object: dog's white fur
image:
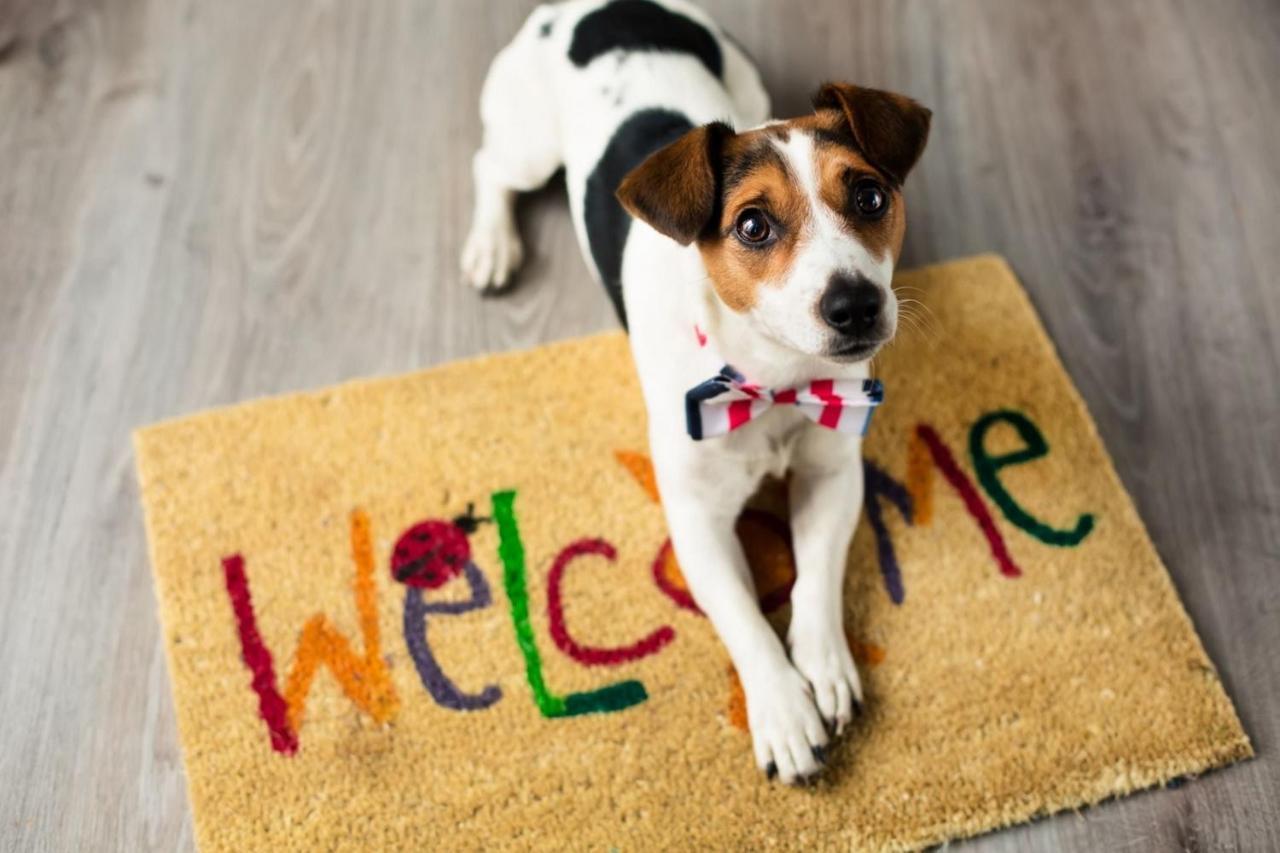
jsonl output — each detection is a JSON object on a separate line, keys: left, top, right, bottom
{"left": 464, "top": 0, "right": 905, "bottom": 784}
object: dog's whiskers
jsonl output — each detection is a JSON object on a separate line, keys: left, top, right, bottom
{"left": 895, "top": 298, "right": 940, "bottom": 345}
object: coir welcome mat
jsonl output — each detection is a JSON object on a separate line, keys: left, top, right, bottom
{"left": 135, "top": 255, "right": 1249, "bottom": 851}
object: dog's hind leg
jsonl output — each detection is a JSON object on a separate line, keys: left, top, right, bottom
{"left": 462, "top": 7, "right": 563, "bottom": 290}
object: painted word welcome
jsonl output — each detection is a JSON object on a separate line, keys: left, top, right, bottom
{"left": 221, "top": 408, "right": 1094, "bottom": 755}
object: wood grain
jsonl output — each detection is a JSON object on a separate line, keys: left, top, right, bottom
{"left": 1, "top": 1, "right": 1276, "bottom": 849}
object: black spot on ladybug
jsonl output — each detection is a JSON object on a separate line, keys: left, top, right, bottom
{"left": 395, "top": 557, "right": 427, "bottom": 582}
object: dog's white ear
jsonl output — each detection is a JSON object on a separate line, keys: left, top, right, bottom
{"left": 813, "top": 83, "right": 931, "bottom": 184}
{"left": 616, "top": 121, "right": 734, "bottom": 246}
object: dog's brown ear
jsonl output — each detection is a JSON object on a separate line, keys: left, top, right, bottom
{"left": 616, "top": 121, "right": 733, "bottom": 245}
{"left": 813, "top": 83, "right": 931, "bottom": 184}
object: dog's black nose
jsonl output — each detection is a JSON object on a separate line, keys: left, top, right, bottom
{"left": 820, "top": 274, "right": 882, "bottom": 335}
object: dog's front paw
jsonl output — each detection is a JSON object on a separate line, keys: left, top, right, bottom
{"left": 743, "top": 665, "right": 830, "bottom": 785}
{"left": 788, "top": 625, "right": 864, "bottom": 736}
{"left": 460, "top": 217, "right": 524, "bottom": 290}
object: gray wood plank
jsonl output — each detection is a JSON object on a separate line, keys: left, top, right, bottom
{"left": 0, "top": 1, "right": 1276, "bottom": 850}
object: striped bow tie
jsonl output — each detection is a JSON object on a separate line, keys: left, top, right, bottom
{"left": 685, "top": 365, "right": 884, "bottom": 441}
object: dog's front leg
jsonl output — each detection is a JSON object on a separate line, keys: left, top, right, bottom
{"left": 662, "top": 486, "right": 829, "bottom": 784}
{"left": 786, "top": 432, "right": 867, "bottom": 735}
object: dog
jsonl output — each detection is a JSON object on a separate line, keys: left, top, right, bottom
{"left": 462, "top": 0, "right": 930, "bottom": 785}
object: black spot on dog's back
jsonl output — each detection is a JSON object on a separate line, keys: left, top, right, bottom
{"left": 584, "top": 108, "right": 694, "bottom": 326}
{"left": 569, "top": 0, "right": 722, "bottom": 80}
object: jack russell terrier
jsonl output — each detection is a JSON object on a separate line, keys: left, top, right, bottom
{"left": 462, "top": 0, "right": 930, "bottom": 785}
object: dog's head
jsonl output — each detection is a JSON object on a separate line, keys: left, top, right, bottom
{"left": 617, "top": 83, "right": 930, "bottom": 364}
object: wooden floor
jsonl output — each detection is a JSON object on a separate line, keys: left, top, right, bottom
{"left": 2, "top": 0, "right": 1278, "bottom": 849}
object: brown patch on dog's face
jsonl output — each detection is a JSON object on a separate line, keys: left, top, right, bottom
{"left": 810, "top": 116, "right": 908, "bottom": 264}
{"left": 697, "top": 128, "right": 810, "bottom": 312}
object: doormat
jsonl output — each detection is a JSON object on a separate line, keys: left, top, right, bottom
{"left": 135, "top": 255, "right": 1250, "bottom": 851}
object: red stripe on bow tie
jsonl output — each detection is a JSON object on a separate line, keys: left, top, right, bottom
{"left": 810, "top": 379, "right": 843, "bottom": 429}
{"left": 728, "top": 399, "right": 754, "bottom": 429}
{"left": 773, "top": 388, "right": 797, "bottom": 404}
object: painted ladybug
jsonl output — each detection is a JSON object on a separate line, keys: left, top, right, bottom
{"left": 390, "top": 503, "right": 490, "bottom": 590}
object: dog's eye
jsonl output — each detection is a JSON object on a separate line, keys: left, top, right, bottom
{"left": 852, "top": 179, "right": 888, "bottom": 219}
{"left": 734, "top": 209, "right": 772, "bottom": 245}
